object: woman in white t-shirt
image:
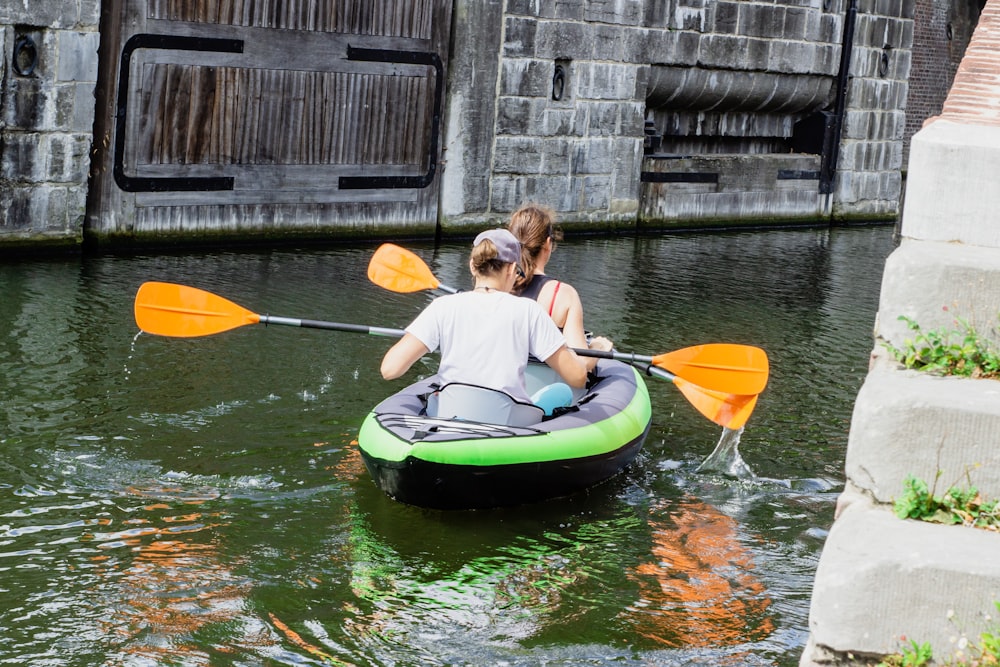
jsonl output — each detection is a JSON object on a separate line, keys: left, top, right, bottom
{"left": 380, "top": 228, "right": 588, "bottom": 404}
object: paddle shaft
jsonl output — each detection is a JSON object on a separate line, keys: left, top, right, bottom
{"left": 261, "top": 314, "right": 635, "bottom": 364}
{"left": 135, "top": 281, "right": 758, "bottom": 428}
{"left": 260, "top": 315, "right": 405, "bottom": 338}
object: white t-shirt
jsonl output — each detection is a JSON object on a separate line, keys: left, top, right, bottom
{"left": 405, "top": 290, "right": 567, "bottom": 402}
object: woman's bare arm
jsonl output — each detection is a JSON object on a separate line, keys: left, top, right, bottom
{"left": 543, "top": 345, "right": 588, "bottom": 388}
{"left": 380, "top": 333, "right": 431, "bottom": 380}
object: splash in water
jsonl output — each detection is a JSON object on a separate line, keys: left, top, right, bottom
{"left": 124, "top": 331, "right": 143, "bottom": 379}
{"left": 697, "top": 427, "right": 756, "bottom": 480}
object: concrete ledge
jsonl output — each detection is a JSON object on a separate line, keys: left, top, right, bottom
{"left": 846, "top": 368, "right": 1000, "bottom": 504}
{"left": 902, "top": 119, "right": 1000, "bottom": 248}
{"left": 802, "top": 492, "right": 1000, "bottom": 665}
{"left": 876, "top": 239, "right": 1000, "bottom": 348}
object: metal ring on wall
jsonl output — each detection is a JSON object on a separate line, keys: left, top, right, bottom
{"left": 552, "top": 64, "right": 565, "bottom": 101}
{"left": 13, "top": 35, "right": 38, "bottom": 76}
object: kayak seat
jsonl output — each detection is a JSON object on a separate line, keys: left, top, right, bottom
{"left": 428, "top": 383, "right": 544, "bottom": 426}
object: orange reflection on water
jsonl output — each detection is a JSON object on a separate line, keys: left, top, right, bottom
{"left": 328, "top": 437, "right": 367, "bottom": 479}
{"left": 89, "top": 494, "right": 259, "bottom": 664}
{"left": 625, "top": 497, "right": 775, "bottom": 648}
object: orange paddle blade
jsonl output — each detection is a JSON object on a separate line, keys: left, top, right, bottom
{"left": 368, "top": 243, "right": 440, "bottom": 293}
{"left": 673, "top": 377, "right": 759, "bottom": 430}
{"left": 134, "top": 282, "right": 260, "bottom": 337}
{"left": 652, "top": 344, "right": 769, "bottom": 396}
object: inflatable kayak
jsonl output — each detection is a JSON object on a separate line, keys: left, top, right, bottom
{"left": 357, "top": 360, "right": 653, "bottom": 509}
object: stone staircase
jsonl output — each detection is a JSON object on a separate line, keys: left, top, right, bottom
{"left": 800, "top": 1, "right": 1000, "bottom": 664}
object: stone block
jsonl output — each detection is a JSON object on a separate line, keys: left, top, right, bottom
{"left": 591, "top": 24, "right": 627, "bottom": 61}
{"left": 56, "top": 31, "right": 100, "bottom": 82}
{"left": 584, "top": 0, "right": 640, "bottom": 25}
{"left": 535, "top": 21, "right": 590, "bottom": 60}
{"left": 541, "top": 107, "right": 586, "bottom": 137}
{"left": 505, "top": 0, "right": 539, "bottom": 17}
{"left": 818, "top": 12, "right": 844, "bottom": 44}
{"left": 671, "top": 4, "right": 705, "bottom": 31}
{"left": 623, "top": 28, "right": 698, "bottom": 66}
{"left": 840, "top": 139, "right": 903, "bottom": 172}
{"left": 575, "top": 63, "right": 638, "bottom": 101}
{"left": 803, "top": 493, "right": 1000, "bottom": 664}
{"left": 493, "top": 136, "right": 542, "bottom": 174}
{"left": 525, "top": 0, "right": 585, "bottom": 21}
{"left": 80, "top": 0, "right": 101, "bottom": 26}
{"left": 490, "top": 174, "right": 576, "bottom": 212}
{"left": 587, "top": 102, "right": 620, "bottom": 136}
{"left": 499, "top": 58, "right": 551, "bottom": 98}
{"left": 875, "top": 239, "right": 1000, "bottom": 349}
{"left": 767, "top": 40, "right": 822, "bottom": 75}
{"left": 698, "top": 34, "right": 749, "bottom": 69}
{"left": 783, "top": 6, "right": 810, "bottom": 41}
{"left": 495, "top": 96, "right": 536, "bottom": 135}
{"left": 4, "top": 77, "right": 48, "bottom": 132}
{"left": 0, "top": 186, "right": 33, "bottom": 231}
{"left": 60, "top": 82, "right": 97, "bottom": 133}
{"left": 570, "top": 137, "right": 615, "bottom": 174}
{"left": 53, "top": 83, "right": 80, "bottom": 130}
{"left": 902, "top": 120, "right": 1000, "bottom": 249}
{"left": 1, "top": 132, "right": 44, "bottom": 182}
{"left": 0, "top": 184, "right": 82, "bottom": 237}
{"left": 739, "top": 4, "right": 787, "bottom": 39}
{"left": 49, "top": 134, "right": 92, "bottom": 183}
{"left": 539, "top": 138, "right": 571, "bottom": 174}
{"left": 714, "top": 1, "right": 739, "bottom": 34}
{"left": 1, "top": 1, "right": 79, "bottom": 26}
{"left": 579, "top": 174, "right": 612, "bottom": 209}
{"left": 846, "top": 368, "right": 1000, "bottom": 504}
{"left": 619, "top": 101, "right": 645, "bottom": 136}
{"left": 503, "top": 17, "right": 537, "bottom": 58}
{"left": 612, "top": 148, "right": 642, "bottom": 199}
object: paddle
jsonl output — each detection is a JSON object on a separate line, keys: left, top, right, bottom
{"left": 133, "top": 281, "right": 762, "bottom": 429}
{"left": 134, "top": 281, "right": 405, "bottom": 339}
{"left": 368, "top": 243, "right": 769, "bottom": 396}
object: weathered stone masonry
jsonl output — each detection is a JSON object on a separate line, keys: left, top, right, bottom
{"left": 0, "top": 1, "right": 978, "bottom": 249}
{"left": 443, "top": 0, "right": 916, "bottom": 232}
{"left": 801, "top": 1, "right": 1000, "bottom": 663}
{"left": 0, "top": 1, "right": 100, "bottom": 250}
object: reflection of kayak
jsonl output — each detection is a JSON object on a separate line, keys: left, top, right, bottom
{"left": 357, "top": 360, "right": 653, "bottom": 509}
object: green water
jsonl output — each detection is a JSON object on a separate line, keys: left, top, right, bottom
{"left": 0, "top": 225, "right": 895, "bottom": 665}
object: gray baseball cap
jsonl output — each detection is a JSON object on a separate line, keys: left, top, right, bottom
{"left": 473, "top": 228, "right": 521, "bottom": 265}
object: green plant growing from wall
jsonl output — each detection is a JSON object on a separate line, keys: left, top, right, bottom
{"left": 883, "top": 314, "right": 1000, "bottom": 379}
{"left": 894, "top": 472, "right": 1000, "bottom": 531}
{"left": 877, "top": 602, "right": 1000, "bottom": 666}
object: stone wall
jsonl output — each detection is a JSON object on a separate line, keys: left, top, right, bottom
{"left": 443, "top": 0, "right": 915, "bottom": 233}
{"left": 442, "top": 0, "right": 650, "bottom": 231}
{"left": 0, "top": 1, "right": 100, "bottom": 251}
{"left": 833, "top": 0, "right": 912, "bottom": 221}
{"left": 0, "top": 1, "right": 959, "bottom": 249}
{"left": 801, "top": 2, "right": 1000, "bottom": 663}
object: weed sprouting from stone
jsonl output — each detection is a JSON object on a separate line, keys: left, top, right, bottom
{"left": 883, "top": 314, "right": 1000, "bottom": 379}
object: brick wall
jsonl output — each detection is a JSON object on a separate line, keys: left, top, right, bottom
{"left": 938, "top": 0, "right": 1000, "bottom": 125}
{"left": 903, "top": 0, "right": 982, "bottom": 165}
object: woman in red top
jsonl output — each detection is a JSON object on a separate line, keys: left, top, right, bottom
{"left": 507, "top": 203, "right": 612, "bottom": 371}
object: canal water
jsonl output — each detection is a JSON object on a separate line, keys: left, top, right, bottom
{"left": 0, "top": 225, "right": 896, "bottom": 666}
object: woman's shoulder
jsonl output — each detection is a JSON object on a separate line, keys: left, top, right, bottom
{"left": 518, "top": 273, "right": 554, "bottom": 300}
{"left": 542, "top": 277, "right": 580, "bottom": 301}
